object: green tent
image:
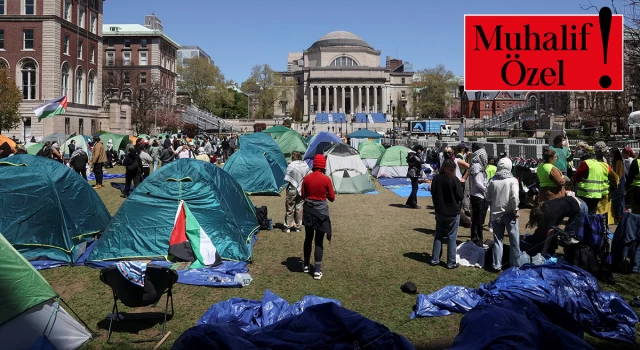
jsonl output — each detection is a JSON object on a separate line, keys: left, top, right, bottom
{"left": 239, "top": 133, "right": 288, "bottom": 174}
{"left": 0, "top": 155, "right": 112, "bottom": 263}
{"left": 358, "top": 141, "right": 386, "bottom": 169}
{"left": 262, "top": 125, "right": 291, "bottom": 139}
{"left": 0, "top": 233, "right": 91, "bottom": 348}
{"left": 99, "top": 132, "right": 129, "bottom": 151}
{"left": 371, "top": 145, "right": 411, "bottom": 178}
{"left": 224, "top": 149, "right": 287, "bottom": 195}
{"left": 25, "top": 142, "right": 44, "bottom": 155}
{"left": 61, "top": 135, "right": 93, "bottom": 158}
{"left": 275, "top": 130, "right": 307, "bottom": 160}
{"left": 88, "top": 159, "right": 260, "bottom": 263}
{"left": 137, "top": 134, "right": 150, "bottom": 139}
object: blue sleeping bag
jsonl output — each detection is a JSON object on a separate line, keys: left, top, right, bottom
{"left": 412, "top": 264, "right": 638, "bottom": 344}
{"left": 173, "top": 303, "right": 414, "bottom": 350}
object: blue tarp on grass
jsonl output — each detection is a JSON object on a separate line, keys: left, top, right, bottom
{"left": 412, "top": 264, "right": 638, "bottom": 344}
{"left": 390, "top": 184, "right": 432, "bottom": 198}
{"left": 87, "top": 172, "right": 126, "bottom": 181}
{"left": 173, "top": 291, "right": 414, "bottom": 350}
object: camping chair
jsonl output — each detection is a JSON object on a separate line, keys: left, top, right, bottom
{"left": 100, "top": 265, "right": 178, "bottom": 344}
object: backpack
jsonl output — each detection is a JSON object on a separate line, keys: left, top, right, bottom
{"left": 125, "top": 155, "right": 139, "bottom": 172}
{"left": 255, "top": 206, "right": 269, "bottom": 229}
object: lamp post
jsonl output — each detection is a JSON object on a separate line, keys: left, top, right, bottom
{"left": 391, "top": 101, "right": 396, "bottom": 137}
{"left": 428, "top": 116, "right": 431, "bottom": 136}
{"left": 366, "top": 114, "right": 370, "bottom": 130}
{"left": 21, "top": 116, "right": 27, "bottom": 144}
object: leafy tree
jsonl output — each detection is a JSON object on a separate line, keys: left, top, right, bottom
{"left": 253, "top": 122, "right": 267, "bottom": 132}
{"left": 0, "top": 67, "right": 23, "bottom": 134}
{"left": 411, "top": 64, "right": 457, "bottom": 118}
{"left": 242, "top": 64, "right": 294, "bottom": 119}
{"left": 178, "top": 57, "right": 232, "bottom": 114}
{"left": 182, "top": 123, "right": 197, "bottom": 138}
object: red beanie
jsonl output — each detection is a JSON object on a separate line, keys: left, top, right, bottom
{"left": 313, "top": 154, "right": 326, "bottom": 169}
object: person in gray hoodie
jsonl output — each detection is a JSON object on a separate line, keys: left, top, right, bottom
{"left": 469, "top": 144, "right": 488, "bottom": 246}
{"left": 485, "top": 157, "right": 520, "bottom": 271}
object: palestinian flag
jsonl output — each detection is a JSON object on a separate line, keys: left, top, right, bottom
{"left": 33, "top": 96, "right": 68, "bottom": 121}
{"left": 168, "top": 200, "right": 221, "bottom": 268}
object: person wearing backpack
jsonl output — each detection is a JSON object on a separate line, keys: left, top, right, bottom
{"left": 121, "top": 147, "right": 142, "bottom": 198}
{"left": 69, "top": 144, "right": 89, "bottom": 181}
{"left": 138, "top": 144, "right": 153, "bottom": 181}
{"left": 406, "top": 146, "right": 425, "bottom": 209}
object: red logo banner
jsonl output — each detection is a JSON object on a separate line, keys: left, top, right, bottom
{"left": 464, "top": 8, "right": 624, "bottom": 91}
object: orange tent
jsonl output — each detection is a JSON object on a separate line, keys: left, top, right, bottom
{"left": 129, "top": 136, "right": 138, "bottom": 144}
{"left": 0, "top": 135, "right": 16, "bottom": 151}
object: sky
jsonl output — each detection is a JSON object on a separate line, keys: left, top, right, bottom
{"left": 103, "top": 0, "right": 616, "bottom": 84}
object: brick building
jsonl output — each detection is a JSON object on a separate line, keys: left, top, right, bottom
{"left": 461, "top": 91, "right": 528, "bottom": 119}
{"left": 0, "top": 0, "right": 104, "bottom": 142}
{"left": 102, "top": 13, "right": 179, "bottom": 109}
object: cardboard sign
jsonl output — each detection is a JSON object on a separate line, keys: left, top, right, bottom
{"left": 464, "top": 8, "right": 623, "bottom": 91}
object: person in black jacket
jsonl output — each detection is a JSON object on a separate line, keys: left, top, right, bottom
{"left": 69, "top": 145, "right": 89, "bottom": 180}
{"left": 430, "top": 159, "right": 464, "bottom": 269}
{"left": 406, "top": 145, "right": 425, "bottom": 209}
{"left": 121, "top": 147, "right": 142, "bottom": 198}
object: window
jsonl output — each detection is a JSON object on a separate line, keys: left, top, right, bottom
{"left": 23, "top": 29, "right": 34, "bottom": 50}
{"left": 123, "top": 52, "right": 131, "bottom": 65}
{"left": 90, "top": 13, "right": 97, "bottom": 33}
{"left": 502, "top": 102, "right": 506, "bottom": 110}
{"left": 107, "top": 39, "right": 113, "bottom": 47}
{"left": 77, "top": 40, "right": 83, "bottom": 59}
{"left": 401, "top": 90, "right": 406, "bottom": 98}
{"left": 89, "top": 0, "right": 95, "bottom": 9}
{"left": 0, "top": 30, "right": 4, "bottom": 50}
{"left": 107, "top": 71, "right": 114, "bottom": 84}
{"left": 106, "top": 52, "right": 114, "bottom": 66}
{"left": 88, "top": 72, "right": 95, "bottom": 105}
{"left": 64, "top": 118, "right": 70, "bottom": 134}
{"left": 61, "top": 64, "right": 69, "bottom": 97}
{"left": 21, "top": 60, "right": 37, "bottom": 100}
{"left": 124, "top": 39, "right": 130, "bottom": 48}
{"left": 90, "top": 119, "right": 96, "bottom": 135}
{"left": 24, "top": 0, "right": 34, "bottom": 15}
{"left": 0, "top": 0, "right": 5, "bottom": 15}
{"left": 281, "top": 102, "right": 287, "bottom": 114}
{"left": 401, "top": 78, "right": 405, "bottom": 84}
{"left": 329, "top": 56, "right": 358, "bottom": 66}
{"left": 90, "top": 46, "right": 95, "bottom": 63}
{"left": 578, "top": 99, "right": 585, "bottom": 112}
{"left": 124, "top": 72, "right": 130, "bottom": 84}
{"left": 79, "top": 119, "right": 84, "bottom": 135}
{"left": 64, "top": 1, "right": 72, "bottom": 21}
{"left": 484, "top": 102, "right": 489, "bottom": 109}
{"left": 139, "top": 52, "right": 147, "bottom": 65}
{"left": 75, "top": 68, "right": 83, "bottom": 103}
{"left": 63, "top": 35, "right": 69, "bottom": 54}
{"left": 139, "top": 72, "right": 147, "bottom": 84}
{"left": 78, "top": 6, "right": 85, "bottom": 29}
{"left": 141, "top": 39, "right": 147, "bottom": 48}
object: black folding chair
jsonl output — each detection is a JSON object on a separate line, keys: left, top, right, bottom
{"left": 100, "top": 265, "right": 178, "bottom": 344}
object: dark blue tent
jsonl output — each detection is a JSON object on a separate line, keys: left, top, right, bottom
{"left": 304, "top": 132, "right": 342, "bottom": 168}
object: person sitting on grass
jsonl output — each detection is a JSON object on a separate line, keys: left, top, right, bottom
{"left": 429, "top": 159, "right": 463, "bottom": 269}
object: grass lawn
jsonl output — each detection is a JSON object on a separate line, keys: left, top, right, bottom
{"left": 40, "top": 165, "right": 640, "bottom": 349}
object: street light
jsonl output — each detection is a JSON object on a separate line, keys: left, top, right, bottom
{"left": 21, "top": 116, "right": 28, "bottom": 144}
{"left": 391, "top": 100, "right": 396, "bottom": 135}
{"left": 428, "top": 116, "right": 431, "bottom": 136}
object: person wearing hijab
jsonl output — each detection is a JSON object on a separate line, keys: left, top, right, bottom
{"left": 69, "top": 144, "right": 89, "bottom": 181}
{"left": 68, "top": 139, "right": 76, "bottom": 155}
{"left": 301, "top": 154, "right": 335, "bottom": 280}
{"left": 195, "top": 147, "right": 210, "bottom": 162}
{"left": 284, "top": 151, "right": 311, "bottom": 232}
{"left": 105, "top": 139, "right": 116, "bottom": 168}
{"left": 406, "top": 145, "right": 425, "bottom": 209}
{"left": 159, "top": 142, "right": 175, "bottom": 166}
{"left": 469, "top": 143, "right": 488, "bottom": 246}
{"left": 486, "top": 158, "right": 521, "bottom": 272}
{"left": 51, "top": 142, "right": 63, "bottom": 163}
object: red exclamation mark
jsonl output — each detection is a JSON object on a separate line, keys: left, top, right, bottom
{"left": 599, "top": 7, "right": 612, "bottom": 88}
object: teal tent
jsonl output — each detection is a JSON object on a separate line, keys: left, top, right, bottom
{"left": 88, "top": 159, "right": 260, "bottom": 263}
{"left": 239, "top": 133, "right": 287, "bottom": 174}
{"left": 262, "top": 125, "right": 291, "bottom": 139}
{"left": 223, "top": 149, "right": 287, "bottom": 195}
{"left": 61, "top": 135, "right": 93, "bottom": 158}
{"left": 0, "top": 155, "right": 111, "bottom": 263}
{"left": 347, "top": 129, "right": 384, "bottom": 139}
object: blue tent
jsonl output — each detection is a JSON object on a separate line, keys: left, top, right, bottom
{"left": 88, "top": 159, "right": 260, "bottom": 263}
{"left": 347, "top": 129, "right": 384, "bottom": 139}
{"left": 239, "top": 133, "right": 287, "bottom": 173}
{"left": 223, "top": 149, "right": 286, "bottom": 195}
{"left": 303, "top": 132, "right": 342, "bottom": 168}
{"left": 0, "top": 155, "right": 111, "bottom": 263}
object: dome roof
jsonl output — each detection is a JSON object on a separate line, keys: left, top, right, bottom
{"left": 309, "top": 31, "right": 372, "bottom": 50}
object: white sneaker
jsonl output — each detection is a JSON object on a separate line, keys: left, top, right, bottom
{"left": 303, "top": 265, "right": 309, "bottom": 273}
{"left": 283, "top": 228, "right": 290, "bottom": 233}
{"left": 313, "top": 272, "right": 323, "bottom": 280}
{"left": 294, "top": 228, "right": 301, "bottom": 232}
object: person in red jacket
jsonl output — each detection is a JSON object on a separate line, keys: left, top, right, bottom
{"left": 301, "top": 154, "right": 336, "bottom": 280}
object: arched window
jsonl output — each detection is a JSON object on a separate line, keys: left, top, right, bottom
{"left": 21, "top": 60, "right": 37, "bottom": 100}
{"left": 61, "top": 63, "right": 70, "bottom": 98}
{"left": 87, "top": 71, "right": 95, "bottom": 106}
{"left": 75, "top": 67, "right": 83, "bottom": 104}
{"left": 329, "top": 56, "right": 358, "bottom": 67}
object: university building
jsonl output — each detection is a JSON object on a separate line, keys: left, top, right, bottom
{"left": 0, "top": 0, "right": 104, "bottom": 141}
{"left": 281, "top": 31, "right": 413, "bottom": 124}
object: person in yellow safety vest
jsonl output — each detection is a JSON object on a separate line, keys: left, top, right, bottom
{"left": 537, "top": 149, "right": 566, "bottom": 203}
{"left": 624, "top": 148, "right": 640, "bottom": 213}
{"left": 574, "top": 141, "right": 618, "bottom": 216}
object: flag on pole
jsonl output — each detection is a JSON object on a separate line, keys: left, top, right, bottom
{"left": 168, "top": 200, "right": 221, "bottom": 269}
{"left": 33, "top": 96, "right": 68, "bottom": 122}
